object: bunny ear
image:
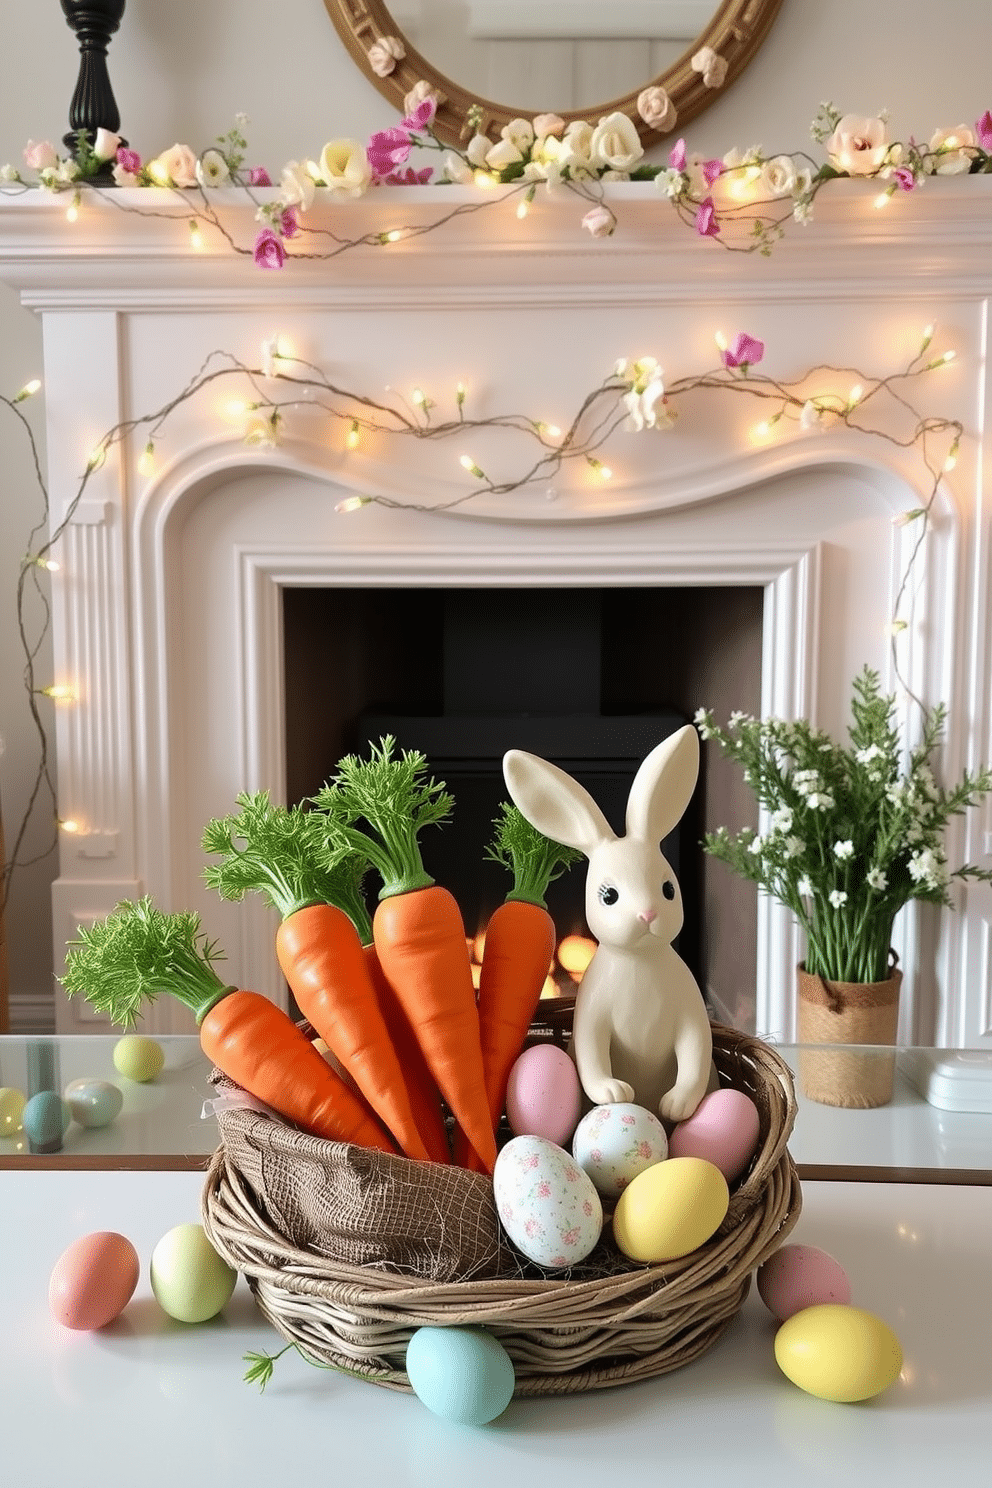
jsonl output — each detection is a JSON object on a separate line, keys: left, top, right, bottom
{"left": 503, "top": 750, "right": 614, "bottom": 856}
{"left": 625, "top": 726, "right": 700, "bottom": 843}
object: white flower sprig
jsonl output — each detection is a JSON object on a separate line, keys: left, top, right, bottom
{"left": 697, "top": 668, "right": 992, "bottom": 983}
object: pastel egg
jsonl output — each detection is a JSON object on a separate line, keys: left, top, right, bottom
{"left": 49, "top": 1231, "right": 140, "bottom": 1330}
{"left": 22, "top": 1091, "right": 72, "bottom": 1152}
{"left": 150, "top": 1223, "right": 238, "bottom": 1323}
{"left": 668, "top": 1087, "right": 761, "bottom": 1184}
{"left": 774, "top": 1304, "right": 903, "bottom": 1402}
{"left": 64, "top": 1078, "right": 124, "bottom": 1129}
{"left": 505, "top": 1044, "right": 583, "bottom": 1146}
{"left": 612, "top": 1155, "right": 729, "bottom": 1263}
{"left": 113, "top": 1034, "right": 165, "bottom": 1083}
{"left": 406, "top": 1326, "right": 516, "bottom": 1425}
{"left": 571, "top": 1102, "right": 668, "bottom": 1198}
{"left": 0, "top": 1087, "right": 26, "bottom": 1136}
{"left": 493, "top": 1135, "right": 603, "bottom": 1269}
{"left": 757, "top": 1243, "right": 851, "bottom": 1321}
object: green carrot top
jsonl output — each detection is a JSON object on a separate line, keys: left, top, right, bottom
{"left": 201, "top": 790, "right": 374, "bottom": 938}
{"left": 485, "top": 802, "right": 583, "bottom": 909}
{"left": 60, "top": 896, "right": 232, "bottom": 1027}
{"left": 311, "top": 735, "right": 453, "bottom": 900}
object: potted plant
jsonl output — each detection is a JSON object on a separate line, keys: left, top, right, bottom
{"left": 695, "top": 667, "right": 992, "bottom": 1107}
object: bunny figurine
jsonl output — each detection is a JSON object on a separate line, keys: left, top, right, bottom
{"left": 503, "top": 726, "right": 713, "bottom": 1125}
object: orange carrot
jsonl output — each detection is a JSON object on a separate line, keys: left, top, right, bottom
{"left": 59, "top": 898, "right": 397, "bottom": 1152}
{"left": 202, "top": 793, "right": 432, "bottom": 1163}
{"left": 314, "top": 738, "right": 497, "bottom": 1174}
{"left": 275, "top": 903, "right": 432, "bottom": 1162}
{"left": 372, "top": 885, "right": 495, "bottom": 1171}
{"left": 363, "top": 941, "right": 451, "bottom": 1164}
{"left": 453, "top": 804, "right": 582, "bottom": 1169}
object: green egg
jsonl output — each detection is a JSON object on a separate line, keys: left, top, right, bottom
{"left": 0, "top": 1087, "right": 26, "bottom": 1136}
{"left": 150, "top": 1224, "right": 238, "bottom": 1323}
{"left": 113, "top": 1034, "right": 165, "bottom": 1083}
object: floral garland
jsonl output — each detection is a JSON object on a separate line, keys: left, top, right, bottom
{"left": 3, "top": 99, "right": 992, "bottom": 262}
{"left": 0, "top": 315, "right": 961, "bottom": 909}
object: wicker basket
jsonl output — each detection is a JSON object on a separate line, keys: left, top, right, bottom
{"left": 201, "top": 1020, "right": 801, "bottom": 1396}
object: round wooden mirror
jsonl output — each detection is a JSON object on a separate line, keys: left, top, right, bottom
{"left": 323, "top": 0, "right": 785, "bottom": 148}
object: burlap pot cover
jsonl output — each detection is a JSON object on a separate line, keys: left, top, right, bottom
{"left": 796, "top": 957, "right": 902, "bottom": 1109}
{"left": 201, "top": 1023, "right": 802, "bottom": 1396}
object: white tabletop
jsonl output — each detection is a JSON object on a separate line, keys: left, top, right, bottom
{"left": 2, "top": 1167, "right": 989, "bottom": 1485}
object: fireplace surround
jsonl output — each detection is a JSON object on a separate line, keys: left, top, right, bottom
{"left": 1, "top": 178, "right": 990, "bottom": 1044}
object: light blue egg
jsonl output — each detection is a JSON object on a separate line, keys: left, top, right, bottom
{"left": 64, "top": 1078, "right": 124, "bottom": 1128}
{"left": 405, "top": 1326, "right": 515, "bottom": 1426}
{"left": 22, "top": 1091, "right": 72, "bottom": 1153}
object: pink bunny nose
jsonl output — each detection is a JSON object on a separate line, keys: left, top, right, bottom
{"left": 638, "top": 909, "right": 658, "bottom": 925}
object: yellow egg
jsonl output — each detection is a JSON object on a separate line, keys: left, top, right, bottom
{"left": 612, "top": 1155, "right": 729, "bottom": 1262}
{"left": 774, "top": 1304, "right": 903, "bottom": 1402}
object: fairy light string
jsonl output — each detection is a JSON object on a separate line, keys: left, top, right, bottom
{"left": 0, "top": 326, "right": 963, "bottom": 911}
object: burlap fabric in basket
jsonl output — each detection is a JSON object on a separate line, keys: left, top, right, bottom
{"left": 201, "top": 1022, "right": 801, "bottom": 1396}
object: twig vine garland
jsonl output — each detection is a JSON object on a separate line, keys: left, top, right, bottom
{"left": 0, "top": 324, "right": 961, "bottom": 910}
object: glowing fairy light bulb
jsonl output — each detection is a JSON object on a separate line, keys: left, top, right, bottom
{"left": 138, "top": 441, "right": 155, "bottom": 476}
{"left": 87, "top": 442, "right": 107, "bottom": 471}
{"left": 751, "top": 420, "right": 772, "bottom": 442}
{"left": 586, "top": 456, "right": 612, "bottom": 480}
{"left": 13, "top": 378, "right": 41, "bottom": 403}
{"left": 65, "top": 191, "right": 81, "bottom": 223}
{"left": 536, "top": 421, "right": 562, "bottom": 439}
{"left": 473, "top": 170, "right": 499, "bottom": 190}
{"left": 460, "top": 454, "right": 486, "bottom": 479}
{"left": 714, "top": 330, "right": 728, "bottom": 353}
{"left": 34, "top": 555, "right": 60, "bottom": 572}
{"left": 345, "top": 420, "right": 360, "bottom": 450}
{"left": 873, "top": 189, "right": 892, "bottom": 209}
{"left": 516, "top": 185, "right": 536, "bottom": 220}
{"left": 148, "top": 158, "right": 170, "bottom": 186}
{"left": 40, "top": 684, "right": 76, "bottom": 702}
{"left": 847, "top": 384, "right": 864, "bottom": 407}
{"left": 456, "top": 382, "right": 467, "bottom": 407}
{"left": 59, "top": 817, "right": 81, "bottom": 835}
{"left": 412, "top": 387, "right": 427, "bottom": 408}
{"left": 944, "top": 439, "right": 960, "bottom": 472}
{"left": 335, "top": 495, "right": 372, "bottom": 514}
{"left": 377, "top": 229, "right": 403, "bottom": 244}
{"left": 188, "top": 218, "right": 204, "bottom": 249}
{"left": 920, "top": 324, "right": 935, "bottom": 352}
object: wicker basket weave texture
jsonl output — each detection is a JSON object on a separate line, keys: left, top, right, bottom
{"left": 202, "top": 1022, "right": 801, "bottom": 1396}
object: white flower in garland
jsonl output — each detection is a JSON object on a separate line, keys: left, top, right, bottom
{"left": 824, "top": 114, "right": 890, "bottom": 176}
{"left": 834, "top": 839, "right": 855, "bottom": 860}
{"left": 828, "top": 889, "right": 849, "bottom": 908}
{"left": 927, "top": 124, "right": 978, "bottom": 175}
{"left": 589, "top": 113, "right": 644, "bottom": 173}
{"left": 278, "top": 160, "right": 315, "bottom": 213}
{"left": 867, "top": 868, "right": 889, "bottom": 891}
{"left": 196, "top": 149, "right": 230, "bottom": 188}
{"left": 312, "top": 140, "right": 372, "bottom": 199}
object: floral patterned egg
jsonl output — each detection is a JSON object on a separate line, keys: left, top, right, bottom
{"left": 571, "top": 1103, "right": 669, "bottom": 1199}
{"left": 493, "top": 1135, "right": 603, "bottom": 1269}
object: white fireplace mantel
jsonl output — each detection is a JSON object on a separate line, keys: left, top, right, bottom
{"left": 1, "top": 179, "right": 990, "bottom": 1043}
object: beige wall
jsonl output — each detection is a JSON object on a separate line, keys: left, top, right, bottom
{"left": 1, "top": 0, "right": 989, "bottom": 1020}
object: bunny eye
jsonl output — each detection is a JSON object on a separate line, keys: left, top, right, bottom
{"left": 662, "top": 880, "right": 676, "bottom": 901}
{"left": 598, "top": 884, "right": 619, "bottom": 906}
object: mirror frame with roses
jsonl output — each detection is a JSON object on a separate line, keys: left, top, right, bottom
{"left": 322, "top": 0, "right": 785, "bottom": 150}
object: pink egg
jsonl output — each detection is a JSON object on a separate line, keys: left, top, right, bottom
{"left": 757, "top": 1242, "right": 852, "bottom": 1321}
{"left": 49, "top": 1231, "right": 140, "bottom": 1331}
{"left": 505, "top": 1043, "right": 583, "bottom": 1146}
{"left": 667, "top": 1087, "right": 761, "bottom": 1183}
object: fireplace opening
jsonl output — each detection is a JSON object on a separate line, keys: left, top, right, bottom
{"left": 283, "top": 584, "right": 763, "bottom": 1022}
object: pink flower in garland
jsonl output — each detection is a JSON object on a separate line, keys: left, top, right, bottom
{"left": 247, "top": 165, "right": 272, "bottom": 186}
{"left": 722, "top": 332, "right": 765, "bottom": 371}
{"left": 279, "top": 207, "right": 299, "bottom": 238}
{"left": 383, "top": 166, "right": 434, "bottom": 185}
{"left": 976, "top": 110, "right": 992, "bottom": 151}
{"left": 115, "top": 146, "right": 141, "bottom": 175}
{"left": 253, "top": 228, "right": 286, "bottom": 269}
{"left": 669, "top": 138, "right": 687, "bottom": 171}
{"left": 695, "top": 196, "right": 720, "bottom": 237}
{"left": 701, "top": 157, "right": 724, "bottom": 185}
{"left": 367, "top": 125, "right": 416, "bottom": 178}
{"left": 893, "top": 165, "right": 916, "bottom": 191}
{"left": 402, "top": 96, "right": 437, "bottom": 133}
